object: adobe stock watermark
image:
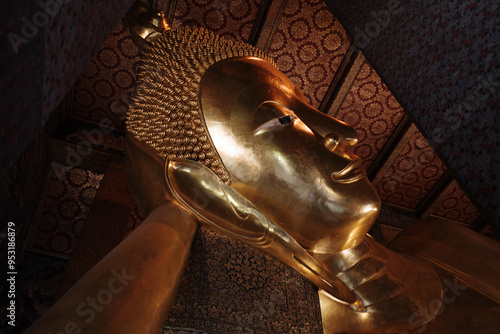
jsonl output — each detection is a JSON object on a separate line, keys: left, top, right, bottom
{"left": 7, "top": 0, "right": 71, "bottom": 54}
{"left": 48, "top": 267, "right": 135, "bottom": 334}
{"left": 399, "top": 277, "right": 468, "bottom": 333}
{"left": 353, "top": 0, "right": 404, "bottom": 48}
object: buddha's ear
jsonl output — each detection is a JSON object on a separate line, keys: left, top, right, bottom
{"left": 164, "top": 157, "right": 359, "bottom": 306}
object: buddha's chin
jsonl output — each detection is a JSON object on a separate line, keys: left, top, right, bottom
{"left": 307, "top": 190, "right": 381, "bottom": 254}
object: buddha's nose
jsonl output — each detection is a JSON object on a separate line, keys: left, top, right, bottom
{"left": 295, "top": 103, "right": 358, "bottom": 149}
{"left": 335, "top": 124, "right": 358, "bottom": 150}
{"left": 324, "top": 133, "right": 340, "bottom": 152}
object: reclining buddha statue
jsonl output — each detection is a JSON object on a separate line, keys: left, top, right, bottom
{"left": 26, "top": 2, "right": 499, "bottom": 333}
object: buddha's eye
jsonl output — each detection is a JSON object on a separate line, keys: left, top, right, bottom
{"left": 253, "top": 115, "right": 296, "bottom": 134}
{"left": 278, "top": 115, "right": 294, "bottom": 124}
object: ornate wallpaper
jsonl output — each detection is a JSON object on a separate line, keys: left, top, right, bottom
{"left": 335, "top": 62, "right": 406, "bottom": 170}
{"left": 430, "top": 180, "right": 481, "bottom": 225}
{"left": 268, "top": 0, "right": 351, "bottom": 108}
{"left": 376, "top": 129, "right": 448, "bottom": 209}
{"left": 165, "top": 226, "right": 323, "bottom": 333}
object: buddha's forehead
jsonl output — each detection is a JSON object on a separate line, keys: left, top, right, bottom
{"left": 199, "top": 57, "right": 304, "bottom": 136}
{"left": 202, "top": 56, "right": 297, "bottom": 96}
{"left": 199, "top": 56, "right": 358, "bottom": 147}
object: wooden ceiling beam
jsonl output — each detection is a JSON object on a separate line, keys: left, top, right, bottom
{"left": 319, "top": 45, "right": 364, "bottom": 115}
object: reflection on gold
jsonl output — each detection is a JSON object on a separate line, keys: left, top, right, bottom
{"left": 123, "top": 0, "right": 171, "bottom": 51}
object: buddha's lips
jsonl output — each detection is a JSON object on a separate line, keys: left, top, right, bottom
{"left": 331, "top": 159, "right": 365, "bottom": 183}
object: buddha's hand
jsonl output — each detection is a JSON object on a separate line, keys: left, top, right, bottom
{"left": 165, "top": 157, "right": 360, "bottom": 307}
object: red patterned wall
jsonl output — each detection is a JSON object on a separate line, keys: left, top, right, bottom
{"left": 335, "top": 62, "right": 406, "bottom": 170}
{"left": 268, "top": 0, "right": 351, "bottom": 107}
{"left": 72, "top": 22, "right": 140, "bottom": 129}
{"left": 430, "top": 180, "right": 481, "bottom": 225}
{"left": 29, "top": 163, "right": 103, "bottom": 256}
{"left": 173, "top": 0, "right": 262, "bottom": 42}
{"left": 376, "top": 130, "right": 448, "bottom": 209}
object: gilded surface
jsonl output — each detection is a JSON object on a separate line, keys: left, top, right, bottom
{"left": 126, "top": 24, "right": 445, "bottom": 333}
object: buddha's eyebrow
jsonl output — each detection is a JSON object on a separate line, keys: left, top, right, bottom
{"left": 252, "top": 115, "right": 296, "bottom": 134}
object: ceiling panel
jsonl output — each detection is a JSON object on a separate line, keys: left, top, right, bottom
{"left": 335, "top": 61, "right": 406, "bottom": 170}
{"left": 173, "top": 0, "right": 262, "bottom": 42}
{"left": 268, "top": 0, "right": 351, "bottom": 107}
{"left": 429, "top": 180, "right": 481, "bottom": 225}
{"left": 376, "top": 129, "right": 448, "bottom": 209}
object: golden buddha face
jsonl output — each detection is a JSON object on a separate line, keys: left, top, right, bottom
{"left": 200, "top": 57, "right": 381, "bottom": 253}
{"left": 126, "top": 27, "right": 443, "bottom": 329}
